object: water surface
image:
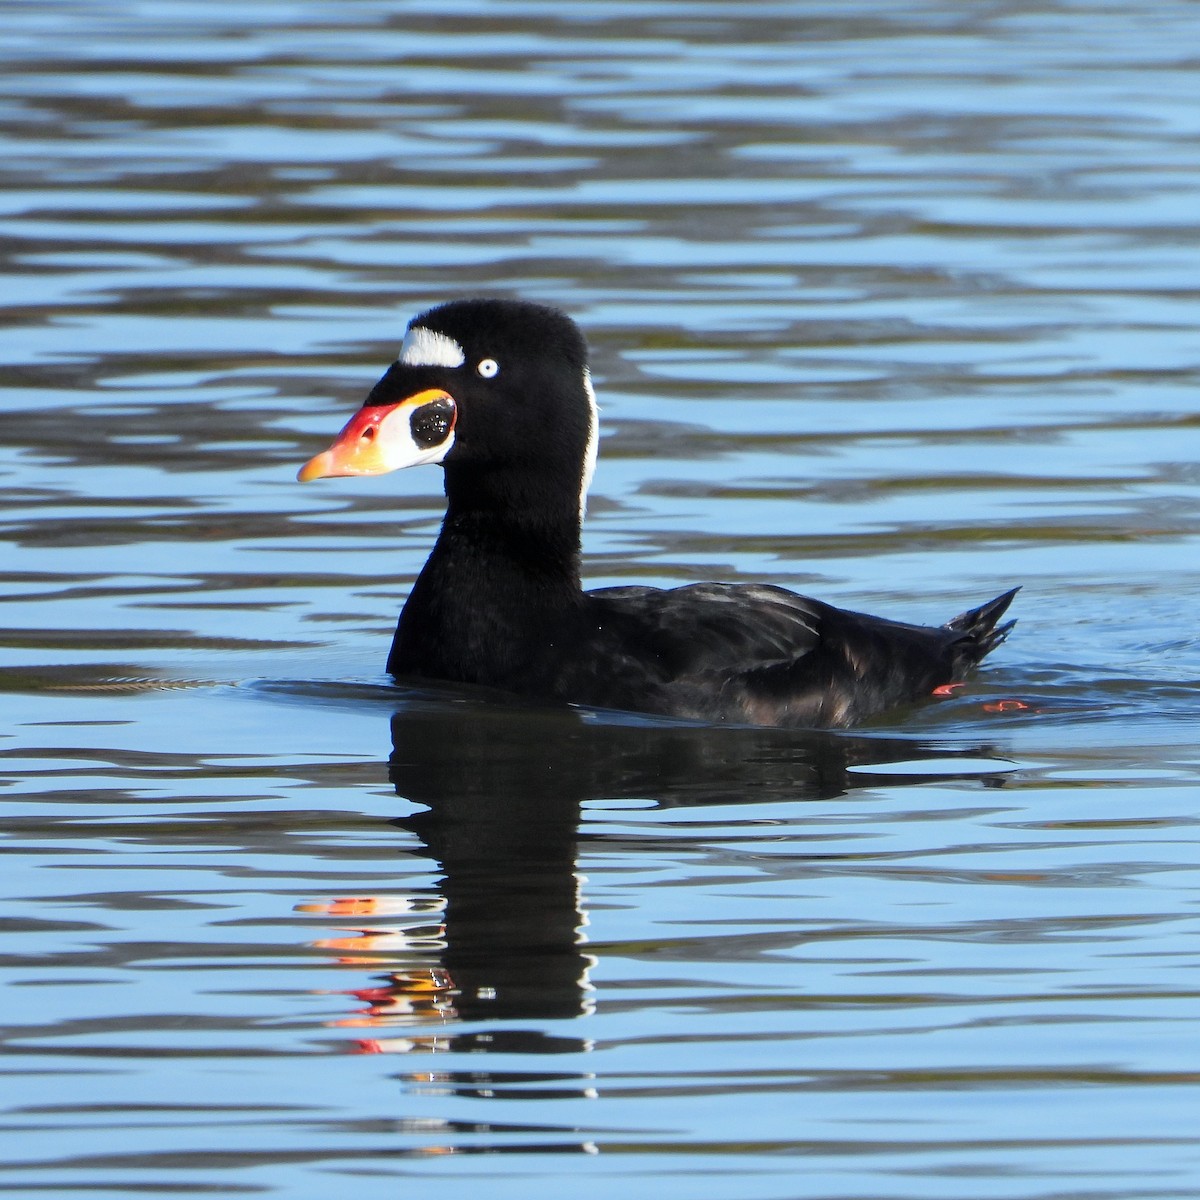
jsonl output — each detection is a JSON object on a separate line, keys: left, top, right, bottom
{"left": 3, "top": 2, "right": 1200, "bottom": 1197}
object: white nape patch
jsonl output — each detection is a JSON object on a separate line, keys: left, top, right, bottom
{"left": 579, "top": 367, "right": 599, "bottom": 522}
{"left": 398, "top": 325, "right": 466, "bottom": 368}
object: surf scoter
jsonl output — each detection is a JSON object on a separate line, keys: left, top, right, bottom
{"left": 298, "top": 298, "right": 1016, "bottom": 727}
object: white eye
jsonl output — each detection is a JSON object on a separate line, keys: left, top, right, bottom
{"left": 476, "top": 358, "right": 499, "bottom": 379}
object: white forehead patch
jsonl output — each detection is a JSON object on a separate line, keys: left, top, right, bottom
{"left": 398, "top": 325, "right": 466, "bottom": 368}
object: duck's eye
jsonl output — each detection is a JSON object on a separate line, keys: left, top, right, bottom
{"left": 476, "top": 358, "right": 499, "bottom": 379}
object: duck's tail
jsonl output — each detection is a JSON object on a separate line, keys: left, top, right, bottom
{"left": 944, "top": 586, "right": 1020, "bottom": 672}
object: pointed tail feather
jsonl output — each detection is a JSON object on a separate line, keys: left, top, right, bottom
{"left": 944, "top": 586, "right": 1019, "bottom": 670}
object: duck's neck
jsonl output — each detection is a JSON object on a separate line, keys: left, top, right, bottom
{"left": 387, "top": 463, "right": 585, "bottom": 681}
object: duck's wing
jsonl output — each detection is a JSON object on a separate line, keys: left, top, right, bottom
{"left": 587, "top": 582, "right": 1018, "bottom": 728}
{"left": 588, "top": 581, "right": 824, "bottom": 676}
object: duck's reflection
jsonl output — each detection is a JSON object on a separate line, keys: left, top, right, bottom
{"left": 302, "top": 692, "right": 1009, "bottom": 1061}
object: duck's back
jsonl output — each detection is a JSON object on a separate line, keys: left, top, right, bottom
{"left": 576, "top": 582, "right": 1017, "bottom": 727}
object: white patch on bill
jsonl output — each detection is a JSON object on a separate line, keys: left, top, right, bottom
{"left": 579, "top": 367, "right": 599, "bottom": 522}
{"left": 398, "top": 325, "right": 466, "bottom": 368}
{"left": 376, "top": 403, "right": 456, "bottom": 470}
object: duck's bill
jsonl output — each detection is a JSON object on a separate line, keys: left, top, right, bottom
{"left": 297, "top": 389, "right": 456, "bottom": 482}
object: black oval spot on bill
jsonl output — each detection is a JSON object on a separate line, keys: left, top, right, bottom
{"left": 410, "top": 398, "right": 456, "bottom": 448}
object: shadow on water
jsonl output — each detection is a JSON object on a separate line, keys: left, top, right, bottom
{"left": 265, "top": 681, "right": 1015, "bottom": 1068}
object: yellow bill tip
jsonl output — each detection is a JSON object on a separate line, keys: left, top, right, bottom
{"left": 297, "top": 451, "right": 335, "bottom": 483}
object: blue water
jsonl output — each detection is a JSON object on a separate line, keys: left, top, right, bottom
{"left": 2, "top": 2, "right": 1200, "bottom": 1197}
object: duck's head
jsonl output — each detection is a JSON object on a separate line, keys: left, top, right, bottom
{"left": 298, "top": 298, "right": 598, "bottom": 516}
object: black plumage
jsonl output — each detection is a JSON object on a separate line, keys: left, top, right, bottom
{"left": 301, "top": 298, "right": 1017, "bottom": 728}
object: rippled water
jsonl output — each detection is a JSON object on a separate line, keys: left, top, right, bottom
{"left": 3, "top": 2, "right": 1200, "bottom": 1196}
